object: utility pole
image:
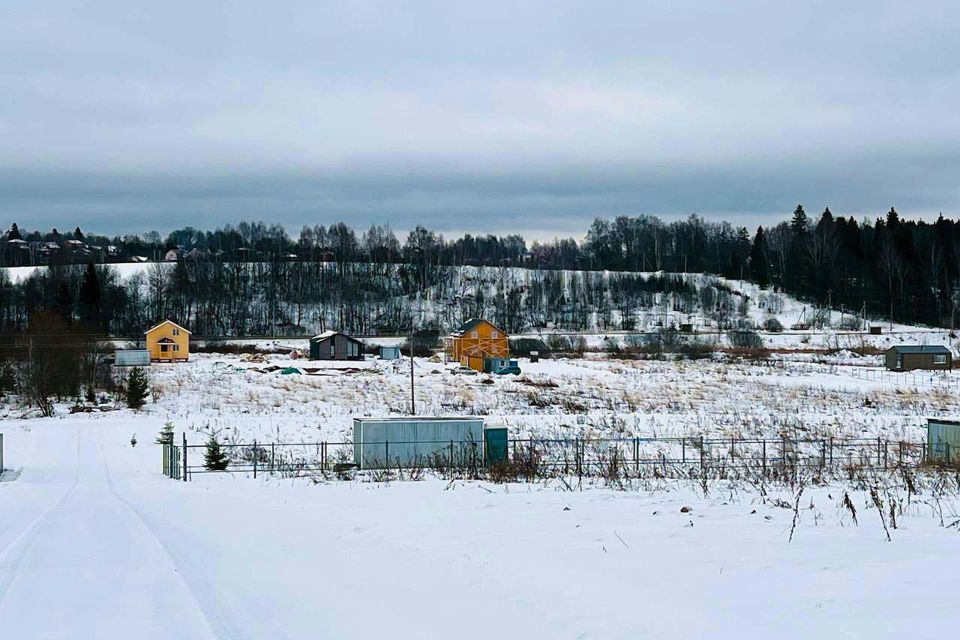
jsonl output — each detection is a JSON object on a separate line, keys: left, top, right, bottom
{"left": 410, "top": 326, "right": 416, "bottom": 415}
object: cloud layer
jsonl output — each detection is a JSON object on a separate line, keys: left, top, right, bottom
{"left": 2, "top": 1, "right": 958, "bottom": 236}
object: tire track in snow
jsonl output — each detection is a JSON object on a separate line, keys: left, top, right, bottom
{"left": 99, "top": 435, "right": 275, "bottom": 640}
{"left": 0, "top": 430, "right": 81, "bottom": 608}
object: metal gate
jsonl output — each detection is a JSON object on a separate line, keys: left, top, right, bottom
{"left": 162, "top": 443, "right": 181, "bottom": 480}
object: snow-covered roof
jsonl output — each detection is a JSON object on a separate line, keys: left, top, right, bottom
{"left": 310, "top": 330, "right": 361, "bottom": 342}
{"left": 888, "top": 345, "right": 951, "bottom": 354}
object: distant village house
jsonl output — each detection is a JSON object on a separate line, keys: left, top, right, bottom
{"left": 447, "top": 318, "right": 509, "bottom": 372}
{"left": 309, "top": 331, "right": 364, "bottom": 360}
{"left": 884, "top": 345, "right": 952, "bottom": 371}
{"left": 145, "top": 320, "right": 191, "bottom": 362}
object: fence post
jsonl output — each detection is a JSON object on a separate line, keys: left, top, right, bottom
{"left": 883, "top": 441, "right": 888, "bottom": 469}
{"left": 271, "top": 442, "right": 276, "bottom": 473}
{"left": 877, "top": 437, "right": 882, "bottom": 467}
{"left": 682, "top": 438, "right": 687, "bottom": 464}
{"left": 829, "top": 437, "right": 834, "bottom": 466}
{"left": 700, "top": 436, "right": 705, "bottom": 469}
{"left": 762, "top": 439, "right": 767, "bottom": 475}
{"left": 322, "top": 442, "right": 326, "bottom": 472}
{"left": 253, "top": 439, "right": 258, "bottom": 478}
{"left": 385, "top": 440, "right": 390, "bottom": 469}
{"left": 634, "top": 437, "right": 639, "bottom": 472}
{"left": 182, "top": 433, "right": 188, "bottom": 482}
{"left": 573, "top": 437, "right": 579, "bottom": 476}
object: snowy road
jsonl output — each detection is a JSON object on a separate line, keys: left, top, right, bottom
{"left": 0, "top": 426, "right": 218, "bottom": 639}
{"left": 2, "top": 417, "right": 960, "bottom": 639}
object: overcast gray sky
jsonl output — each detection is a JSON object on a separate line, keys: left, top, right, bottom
{"left": 2, "top": 1, "right": 959, "bottom": 239}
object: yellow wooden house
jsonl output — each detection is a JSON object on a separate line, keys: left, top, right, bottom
{"left": 145, "top": 320, "right": 191, "bottom": 362}
{"left": 447, "top": 318, "right": 509, "bottom": 371}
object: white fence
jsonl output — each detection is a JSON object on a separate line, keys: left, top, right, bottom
{"left": 845, "top": 367, "right": 959, "bottom": 390}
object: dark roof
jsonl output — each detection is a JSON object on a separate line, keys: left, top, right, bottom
{"left": 310, "top": 330, "right": 362, "bottom": 343}
{"left": 450, "top": 318, "right": 504, "bottom": 337}
{"left": 887, "top": 345, "right": 952, "bottom": 355}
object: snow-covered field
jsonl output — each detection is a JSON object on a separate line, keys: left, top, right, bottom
{"left": 2, "top": 342, "right": 960, "bottom": 637}
{"left": 2, "top": 417, "right": 960, "bottom": 638}
{"left": 94, "top": 347, "right": 959, "bottom": 446}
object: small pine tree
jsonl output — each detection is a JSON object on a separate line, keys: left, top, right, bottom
{"left": 126, "top": 366, "right": 149, "bottom": 410}
{"left": 204, "top": 433, "right": 229, "bottom": 471}
{"left": 155, "top": 421, "right": 175, "bottom": 445}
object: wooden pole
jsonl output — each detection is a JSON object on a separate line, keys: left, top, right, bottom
{"left": 410, "top": 330, "right": 416, "bottom": 416}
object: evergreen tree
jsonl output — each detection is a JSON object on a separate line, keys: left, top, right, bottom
{"left": 8, "top": 223, "right": 22, "bottom": 240}
{"left": 155, "top": 421, "right": 175, "bottom": 445}
{"left": 731, "top": 226, "right": 751, "bottom": 279}
{"left": 790, "top": 205, "right": 809, "bottom": 235}
{"left": 125, "top": 366, "right": 149, "bottom": 410}
{"left": 74, "top": 226, "right": 85, "bottom": 240}
{"left": 750, "top": 226, "right": 770, "bottom": 288}
{"left": 53, "top": 281, "right": 73, "bottom": 322}
{"left": 203, "top": 433, "right": 229, "bottom": 471}
{"left": 78, "top": 261, "right": 101, "bottom": 329}
{"left": 886, "top": 207, "right": 900, "bottom": 229}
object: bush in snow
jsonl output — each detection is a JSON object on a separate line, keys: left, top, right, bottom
{"left": 728, "top": 330, "right": 764, "bottom": 349}
{"left": 509, "top": 337, "right": 550, "bottom": 356}
{"left": 763, "top": 317, "right": 784, "bottom": 332}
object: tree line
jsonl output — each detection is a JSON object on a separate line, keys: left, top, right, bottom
{"left": 2, "top": 206, "right": 960, "bottom": 334}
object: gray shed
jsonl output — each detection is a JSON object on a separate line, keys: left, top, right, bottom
{"left": 309, "top": 331, "right": 364, "bottom": 360}
{"left": 379, "top": 346, "right": 402, "bottom": 360}
{"left": 114, "top": 349, "right": 151, "bottom": 367}
{"left": 885, "top": 345, "right": 952, "bottom": 371}
{"left": 353, "top": 417, "right": 485, "bottom": 469}
{"left": 927, "top": 418, "right": 960, "bottom": 463}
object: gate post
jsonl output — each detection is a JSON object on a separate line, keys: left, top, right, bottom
{"left": 182, "top": 433, "right": 188, "bottom": 482}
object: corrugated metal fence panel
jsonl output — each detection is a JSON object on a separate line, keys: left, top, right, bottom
{"left": 353, "top": 418, "right": 484, "bottom": 469}
{"left": 927, "top": 420, "right": 960, "bottom": 461}
{"left": 115, "top": 350, "right": 151, "bottom": 366}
